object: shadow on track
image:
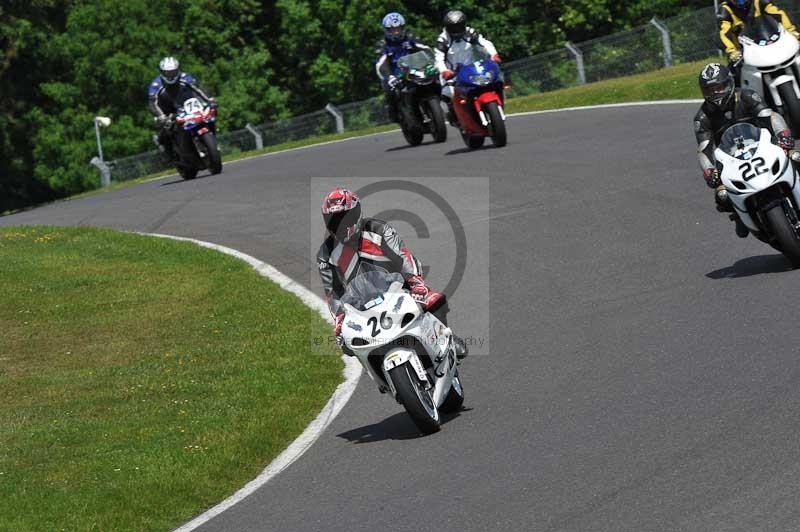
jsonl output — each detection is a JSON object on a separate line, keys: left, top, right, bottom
{"left": 444, "top": 145, "right": 504, "bottom": 156}
{"left": 337, "top": 408, "right": 471, "bottom": 444}
{"left": 706, "top": 254, "right": 794, "bottom": 279}
{"left": 385, "top": 141, "right": 439, "bottom": 152}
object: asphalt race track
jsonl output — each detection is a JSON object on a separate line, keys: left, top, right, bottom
{"left": 6, "top": 102, "right": 800, "bottom": 531}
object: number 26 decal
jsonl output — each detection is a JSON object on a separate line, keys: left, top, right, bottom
{"left": 739, "top": 157, "right": 768, "bottom": 181}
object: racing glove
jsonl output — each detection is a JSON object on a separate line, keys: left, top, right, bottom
{"left": 387, "top": 75, "right": 401, "bottom": 90}
{"left": 491, "top": 54, "right": 503, "bottom": 64}
{"left": 333, "top": 312, "right": 344, "bottom": 342}
{"left": 728, "top": 50, "right": 743, "bottom": 65}
{"left": 406, "top": 275, "right": 444, "bottom": 311}
{"left": 442, "top": 70, "right": 456, "bottom": 81}
{"left": 777, "top": 130, "right": 795, "bottom": 151}
{"left": 704, "top": 167, "right": 721, "bottom": 189}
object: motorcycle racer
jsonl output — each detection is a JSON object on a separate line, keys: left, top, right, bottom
{"left": 694, "top": 62, "right": 795, "bottom": 237}
{"left": 317, "top": 187, "right": 468, "bottom": 359}
{"left": 434, "top": 10, "right": 501, "bottom": 124}
{"left": 719, "top": 0, "right": 799, "bottom": 66}
{"left": 375, "top": 12, "right": 433, "bottom": 122}
{"left": 148, "top": 57, "right": 215, "bottom": 158}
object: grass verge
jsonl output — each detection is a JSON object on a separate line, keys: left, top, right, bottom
{"left": 0, "top": 226, "right": 342, "bottom": 531}
{"left": 504, "top": 58, "right": 710, "bottom": 114}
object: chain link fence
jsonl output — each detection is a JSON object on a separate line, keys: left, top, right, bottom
{"left": 107, "top": 4, "right": 800, "bottom": 183}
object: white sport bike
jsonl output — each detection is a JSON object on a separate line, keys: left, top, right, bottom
{"left": 339, "top": 269, "right": 465, "bottom": 434}
{"left": 739, "top": 16, "right": 800, "bottom": 132}
{"left": 716, "top": 122, "right": 800, "bottom": 265}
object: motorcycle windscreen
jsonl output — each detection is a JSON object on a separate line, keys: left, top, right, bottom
{"left": 451, "top": 44, "right": 491, "bottom": 71}
{"left": 341, "top": 269, "right": 404, "bottom": 311}
{"left": 743, "top": 15, "right": 781, "bottom": 45}
{"left": 397, "top": 51, "right": 434, "bottom": 71}
{"left": 718, "top": 122, "right": 761, "bottom": 159}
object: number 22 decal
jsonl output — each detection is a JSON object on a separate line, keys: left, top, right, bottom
{"left": 739, "top": 157, "right": 768, "bottom": 181}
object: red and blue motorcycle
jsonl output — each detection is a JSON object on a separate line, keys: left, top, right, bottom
{"left": 171, "top": 96, "right": 222, "bottom": 179}
{"left": 450, "top": 51, "right": 507, "bottom": 149}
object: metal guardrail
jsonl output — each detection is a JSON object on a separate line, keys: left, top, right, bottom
{"left": 101, "top": 4, "right": 800, "bottom": 184}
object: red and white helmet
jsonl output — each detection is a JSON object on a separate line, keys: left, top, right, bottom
{"left": 322, "top": 188, "right": 362, "bottom": 242}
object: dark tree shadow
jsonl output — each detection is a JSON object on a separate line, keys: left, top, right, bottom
{"left": 337, "top": 408, "right": 471, "bottom": 444}
{"left": 706, "top": 254, "right": 795, "bottom": 279}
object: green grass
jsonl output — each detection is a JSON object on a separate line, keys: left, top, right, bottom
{"left": 504, "top": 58, "right": 710, "bottom": 114}
{"left": 0, "top": 226, "right": 343, "bottom": 531}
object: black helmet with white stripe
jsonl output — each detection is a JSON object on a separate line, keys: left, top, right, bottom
{"left": 699, "top": 63, "right": 735, "bottom": 109}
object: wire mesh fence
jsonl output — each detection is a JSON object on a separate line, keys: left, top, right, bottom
{"left": 107, "top": 5, "right": 748, "bottom": 183}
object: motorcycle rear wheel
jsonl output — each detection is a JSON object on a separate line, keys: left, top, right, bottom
{"left": 461, "top": 131, "right": 485, "bottom": 149}
{"left": 765, "top": 202, "right": 800, "bottom": 267}
{"left": 202, "top": 133, "right": 223, "bottom": 175}
{"left": 389, "top": 363, "right": 441, "bottom": 434}
{"left": 485, "top": 101, "right": 507, "bottom": 147}
{"left": 178, "top": 165, "right": 197, "bottom": 180}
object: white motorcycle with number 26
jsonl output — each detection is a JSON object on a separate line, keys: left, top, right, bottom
{"left": 716, "top": 122, "right": 800, "bottom": 265}
{"left": 340, "top": 269, "right": 464, "bottom": 434}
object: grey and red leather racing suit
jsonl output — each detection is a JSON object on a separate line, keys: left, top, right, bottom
{"left": 317, "top": 217, "right": 438, "bottom": 319}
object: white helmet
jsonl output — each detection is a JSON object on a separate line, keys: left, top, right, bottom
{"left": 159, "top": 56, "right": 181, "bottom": 85}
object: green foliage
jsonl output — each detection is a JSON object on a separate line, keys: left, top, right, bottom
{"left": 2, "top": 0, "right": 715, "bottom": 211}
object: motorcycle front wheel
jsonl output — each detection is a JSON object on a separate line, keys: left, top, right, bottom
{"left": 426, "top": 98, "right": 447, "bottom": 143}
{"left": 765, "top": 201, "right": 800, "bottom": 266}
{"left": 202, "top": 133, "right": 223, "bottom": 175}
{"left": 389, "top": 363, "right": 441, "bottom": 434}
{"left": 400, "top": 101, "right": 424, "bottom": 146}
{"left": 485, "top": 101, "right": 507, "bottom": 147}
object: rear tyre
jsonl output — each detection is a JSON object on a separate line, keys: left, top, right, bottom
{"left": 439, "top": 369, "right": 465, "bottom": 414}
{"left": 484, "top": 101, "right": 507, "bottom": 147}
{"left": 427, "top": 98, "right": 447, "bottom": 143}
{"left": 389, "top": 363, "right": 441, "bottom": 434}
{"left": 202, "top": 133, "right": 223, "bottom": 175}
{"left": 778, "top": 82, "right": 800, "bottom": 136}
{"left": 461, "top": 131, "right": 485, "bottom": 149}
{"left": 400, "top": 104, "right": 424, "bottom": 146}
{"left": 765, "top": 202, "right": 800, "bottom": 267}
{"left": 178, "top": 165, "right": 197, "bottom": 180}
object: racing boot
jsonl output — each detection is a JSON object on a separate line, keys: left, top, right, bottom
{"left": 385, "top": 94, "right": 400, "bottom": 123}
{"left": 731, "top": 213, "right": 749, "bottom": 238}
{"left": 452, "top": 334, "right": 468, "bottom": 361}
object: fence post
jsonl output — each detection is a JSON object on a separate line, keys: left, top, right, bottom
{"left": 90, "top": 156, "right": 111, "bottom": 187}
{"left": 650, "top": 17, "right": 673, "bottom": 68}
{"left": 565, "top": 42, "right": 586, "bottom": 85}
{"left": 245, "top": 123, "right": 264, "bottom": 150}
{"left": 325, "top": 103, "right": 345, "bottom": 133}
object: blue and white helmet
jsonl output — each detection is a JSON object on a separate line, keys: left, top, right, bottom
{"left": 382, "top": 12, "right": 406, "bottom": 43}
{"left": 159, "top": 56, "right": 181, "bottom": 85}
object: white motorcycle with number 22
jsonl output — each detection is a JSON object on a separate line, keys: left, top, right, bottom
{"left": 340, "top": 269, "right": 464, "bottom": 434}
{"left": 716, "top": 122, "right": 800, "bottom": 265}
